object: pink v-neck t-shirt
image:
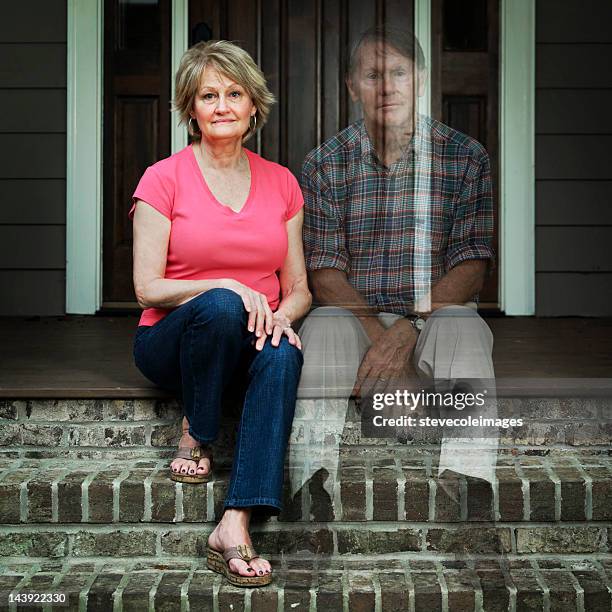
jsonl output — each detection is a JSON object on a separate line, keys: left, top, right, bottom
{"left": 129, "top": 145, "right": 304, "bottom": 327}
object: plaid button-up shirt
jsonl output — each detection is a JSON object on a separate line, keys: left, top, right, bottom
{"left": 301, "top": 115, "right": 495, "bottom": 315}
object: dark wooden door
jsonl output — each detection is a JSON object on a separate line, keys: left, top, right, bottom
{"left": 431, "top": 0, "right": 500, "bottom": 307}
{"left": 102, "top": 0, "right": 171, "bottom": 306}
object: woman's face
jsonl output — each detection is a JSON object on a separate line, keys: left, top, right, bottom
{"left": 191, "top": 65, "right": 256, "bottom": 144}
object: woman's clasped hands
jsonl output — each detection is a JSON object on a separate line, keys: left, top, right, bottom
{"left": 220, "top": 279, "right": 302, "bottom": 351}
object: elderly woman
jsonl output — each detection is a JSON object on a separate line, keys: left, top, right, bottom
{"left": 130, "top": 40, "right": 311, "bottom": 587}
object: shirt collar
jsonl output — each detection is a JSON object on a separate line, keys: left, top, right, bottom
{"left": 359, "top": 116, "right": 428, "bottom": 170}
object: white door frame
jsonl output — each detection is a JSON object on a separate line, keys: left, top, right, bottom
{"left": 67, "top": 0, "right": 534, "bottom": 315}
{"left": 66, "top": 0, "right": 188, "bottom": 314}
{"left": 416, "top": 0, "right": 535, "bottom": 315}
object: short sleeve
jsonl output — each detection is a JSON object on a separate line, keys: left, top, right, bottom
{"left": 301, "top": 161, "right": 349, "bottom": 273}
{"left": 285, "top": 168, "right": 304, "bottom": 220}
{"left": 444, "top": 151, "right": 496, "bottom": 274}
{"left": 129, "top": 166, "right": 174, "bottom": 220}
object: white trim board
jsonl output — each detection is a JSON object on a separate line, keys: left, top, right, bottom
{"left": 414, "top": 0, "right": 432, "bottom": 117}
{"left": 66, "top": 0, "right": 103, "bottom": 314}
{"left": 171, "top": 0, "right": 189, "bottom": 154}
{"left": 500, "top": 0, "right": 535, "bottom": 315}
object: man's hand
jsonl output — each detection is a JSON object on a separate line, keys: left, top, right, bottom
{"left": 352, "top": 318, "right": 419, "bottom": 397}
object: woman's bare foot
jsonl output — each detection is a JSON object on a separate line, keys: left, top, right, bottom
{"left": 208, "top": 508, "right": 272, "bottom": 577}
{"left": 170, "top": 416, "right": 212, "bottom": 477}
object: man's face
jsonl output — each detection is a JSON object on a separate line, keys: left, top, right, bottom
{"left": 347, "top": 41, "right": 425, "bottom": 131}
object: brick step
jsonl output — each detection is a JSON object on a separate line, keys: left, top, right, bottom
{"left": 1, "top": 397, "right": 611, "bottom": 454}
{"left": 9, "top": 397, "right": 612, "bottom": 422}
{"left": 1, "top": 556, "right": 611, "bottom": 611}
{"left": 1, "top": 522, "right": 611, "bottom": 558}
{"left": 1, "top": 454, "right": 611, "bottom": 526}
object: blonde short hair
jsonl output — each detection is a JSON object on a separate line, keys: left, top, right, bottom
{"left": 174, "top": 40, "right": 275, "bottom": 142}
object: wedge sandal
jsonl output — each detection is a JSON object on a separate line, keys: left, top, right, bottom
{"left": 169, "top": 446, "right": 213, "bottom": 484}
{"left": 207, "top": 544, "right": 272, "bottom": 587}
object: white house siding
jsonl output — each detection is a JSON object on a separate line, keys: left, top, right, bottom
{"left": 0, "top": 1, "right": 67, "bottom": 316}
{"left": 535, "top": 0, "right": 612, "bottom": 315}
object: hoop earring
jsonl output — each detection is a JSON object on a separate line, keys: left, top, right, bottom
{"left": 251, "top": 114, "right": 257, "bottom": 131}
{"left": 188, "top": 117, "right": 199, "bottom": 133}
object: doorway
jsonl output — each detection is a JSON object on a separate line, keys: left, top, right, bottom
{"left": 101, "top": 0, "right": 500, "bottom": 308}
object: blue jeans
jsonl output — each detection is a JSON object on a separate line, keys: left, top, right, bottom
{"left": 133, "top": 288, "right": 303, "bottom": 513}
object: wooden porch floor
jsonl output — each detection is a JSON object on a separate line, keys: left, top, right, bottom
{"left": 0, "top": 316, "right": 611, "bottom": 398}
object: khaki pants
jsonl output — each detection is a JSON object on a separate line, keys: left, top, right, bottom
{"left": 289, "top": 305, "right": 499, "bottom": 496}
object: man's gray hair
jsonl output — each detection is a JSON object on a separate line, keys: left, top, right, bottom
{"left": 347, "top": 25, "right": 426, "bottom": 77}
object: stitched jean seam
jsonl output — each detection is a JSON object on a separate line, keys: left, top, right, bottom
{"left": 187, "top": 326, "right": 200, "bottom": 441}
{"left": 227, "top": 393, "right": 249, "bottom": 502}
{"left": 224, "top": 496, "right": 282, "bottom": 510}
